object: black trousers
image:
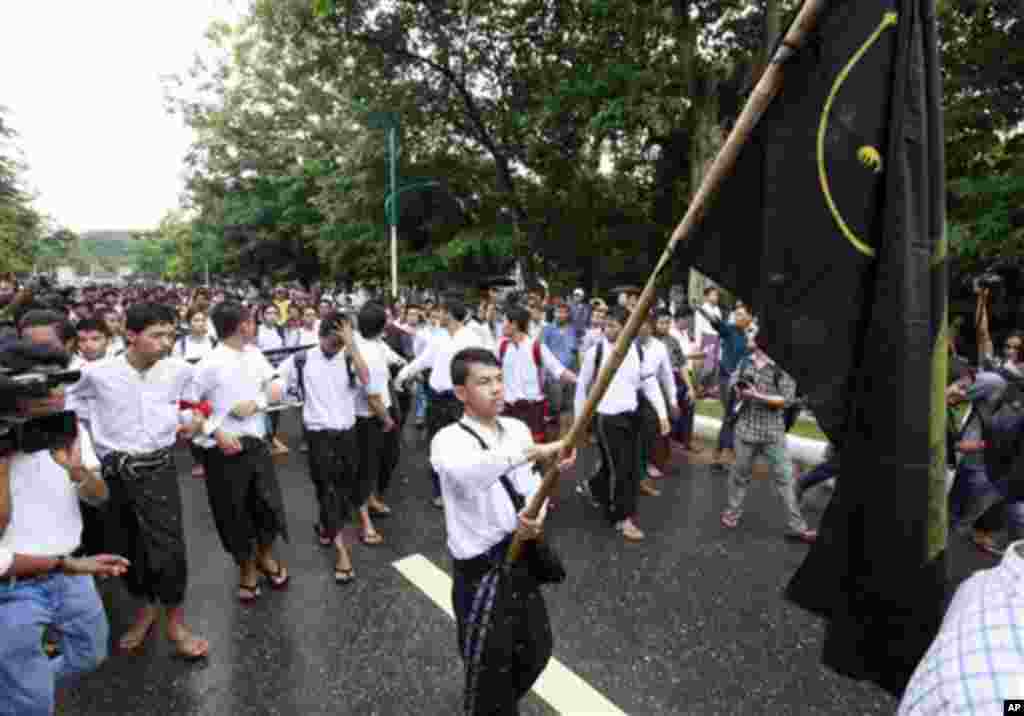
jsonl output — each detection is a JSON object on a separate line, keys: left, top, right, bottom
{"left": 204, "top": 438, "right": 290, "bottom": 565}
{"left": 105, "top": 459, "right": 188, "bottom": 606}
{"left": 426, "top": 389, "right": 463, "bottom": 497}
{"left": 355, "top": 414, "right": 400, "bottom": 506}
{"left": 452, "top": 546, "right": 552, "bottom": 716}
{"left": 305, "top": 428, "right": 358, "bottom": 539}
{"left": 590, "top": 411, "right": 642, "bottom": 523}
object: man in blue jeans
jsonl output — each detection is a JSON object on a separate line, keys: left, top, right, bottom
{"left": 695, "top": 303, "right": 752, "bottom": 471}
{"left": 0, "top": 341, "right": 130, "bottom": 716}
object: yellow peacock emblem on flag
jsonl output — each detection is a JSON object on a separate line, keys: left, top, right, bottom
{"left": 817, "top": 10, "right": 899, "bottom": 258}
{"left": 857, "top": 146, "right": 883, "bottom": 173}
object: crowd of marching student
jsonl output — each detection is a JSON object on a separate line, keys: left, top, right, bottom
{"left": 3, "top": 270, "right": 1022, "bottom": 714}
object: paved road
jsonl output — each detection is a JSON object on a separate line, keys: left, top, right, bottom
{"left": 58, "top": 411, "right": 989, "bottom": 715}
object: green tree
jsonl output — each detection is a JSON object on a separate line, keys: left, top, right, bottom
{"left": 0, "top": 108, "right": 45, "bottom": 273}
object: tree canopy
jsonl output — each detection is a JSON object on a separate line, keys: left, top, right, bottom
{"left": 165, "top": 0, "right": 1021, "bottom": 294}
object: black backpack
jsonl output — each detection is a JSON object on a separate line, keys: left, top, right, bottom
{"left": 290, "top": 349, "right": 356, "bottom": 402}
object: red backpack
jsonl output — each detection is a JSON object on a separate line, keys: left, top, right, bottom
{"left": 498, "top": 338, "right": 545, "bottom": 390}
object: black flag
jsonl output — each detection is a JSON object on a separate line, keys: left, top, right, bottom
{"left": 678, "top": 0, "right": 947, "bottom": 695}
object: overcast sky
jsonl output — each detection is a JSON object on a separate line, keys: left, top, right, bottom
{"left": 1, "top": 0, "right": 244, "bottom": 233}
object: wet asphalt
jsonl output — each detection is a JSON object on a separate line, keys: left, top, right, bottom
{"left": 56, "top": 411, "right": 991, "bottom": 715}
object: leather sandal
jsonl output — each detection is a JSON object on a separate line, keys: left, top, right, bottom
{"left": 259, "top": 561, "right": 290, "bottom": 590}
{"left": 238, "top": 581, "right": 262, "bottom": 603}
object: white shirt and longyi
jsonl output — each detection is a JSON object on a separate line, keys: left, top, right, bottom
{"left": 430, "top": 415, "right": 541, "bottom": 561}
{"left": 70, "top": 355, "right": 195, "bottom": 458}
{"left": 277, "top": 346, "right": 358, "bottom": 432}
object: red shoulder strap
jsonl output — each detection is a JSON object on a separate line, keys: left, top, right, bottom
{"left": 499, "top": 338, "right": 509, "bottom": 361}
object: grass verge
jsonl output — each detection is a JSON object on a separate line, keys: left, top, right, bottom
{"left": 694, "top": 400, "right": 827, "bottom": 442}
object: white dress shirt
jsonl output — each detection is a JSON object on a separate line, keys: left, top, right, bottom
{"left": 106, "top": 336, "right": 126, "bottom": 357}
{"left": 467, "top": 319, "right": 496, "bottom": 352}
{"left": 192, "top": 344, "right": 280, "bottom": 440}
{"left": 427, "top": 325, "right": 495, "bottom": 393}
{"left": 70, "top": 355, "right": 195, "bottom": 458}
{"left": 693, "top": 302, "right": 721, "bottom": 346}
{"left": 354, "top": 339, "right": 392, "bottom": 418}
{"left": 0, "top": 426, "right": 101, "bottom": 574}
{"left": 278, "top": 346, "right": 357, "bottom": 431}
{"left": 173, "top": 334, "right": 216, "bottom": 362}
{"left": 500, "top": 336, "right": 567, "bottom": 403}
{"left": 395, "top": 332, "right": 446, "bottom": 386}
{"left": 257, "top": 324, "right": 284, "bottom": 351}
{"left": 297, "top": 327, "right": 319, "bottom": 347}
{"left": 640, "top": 337, "right": 678, "bottom": 409}
{"left": 413, "top": 326, "right": 433, "bottom": 357}
{"left": 429, "top": 415, "right": 540, "bottom": 560}
{"left": 573, "top": 338, "right": 667, "bottom": 420}
{"left": 396, "top": 324, "right": 493, "bottom": 393}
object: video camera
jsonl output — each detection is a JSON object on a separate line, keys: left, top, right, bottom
{"left": 0, "top": 343, "right": 81, "bottom": 455}
{"left": 968, "top": 259, "right": 1021, "bottom": 295}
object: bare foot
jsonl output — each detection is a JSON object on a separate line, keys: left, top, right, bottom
{"left": 167, "top": 625, "right": 209, "bottom": 660}
{"left": 118, "top": 606, "right": 158, "bottom": 651}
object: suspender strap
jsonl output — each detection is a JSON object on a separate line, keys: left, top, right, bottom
{"left": 456, "top": 422, "right": 525, "bottom": 510}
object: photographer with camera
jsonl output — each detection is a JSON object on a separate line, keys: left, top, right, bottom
{"left": 0, "top": 341, "right": 129, "bottom": 716}
{"left": 718, "top": 329, "right": 817, "bottom": 543}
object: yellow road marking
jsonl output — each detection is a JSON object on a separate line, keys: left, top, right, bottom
{"left": 393, "top": 554, "right": 627, "bottom": 715}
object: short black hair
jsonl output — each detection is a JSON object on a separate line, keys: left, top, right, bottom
{"left": 358, "top": 302, "right": 388, "bottom": 340}
{"left": 505, "top": 306, "right": 530, "bottom": 333}
{"left": 451, "top": 347, "right": 500, "bottom": 387}
{"left": 18, "top": 310, "right": 77, "bottom": 345}
{"left": 318, "top": 310, "right": 349, "bottom": 338}
{"left": 76, "top": 318, "right": 111, "bottom": 337}
{"left": 446, "top": 300, "right": 469, "bottom": 324}
{"left": 211, "top": 301, "right": 249, "bottom": 339}
{"left": 125, "top": 303, "right": 176, "bottom": 334}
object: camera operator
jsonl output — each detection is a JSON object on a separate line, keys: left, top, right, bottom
{"left": 0, "top": 341, "right": 129, "bottom": 716}
{"left": 17, "top": 310, "right": 77, "bottom": 356}
{"left": 947, "top": 372, "right": 1024, "bottom": 554}
{"left": 975, "top": 285, "right": 1023, "bottom": 377}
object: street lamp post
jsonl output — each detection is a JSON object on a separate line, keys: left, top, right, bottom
{"left": 387, "top": 125, "right": 398, "bottom": 299}
{"left": 362, "top": 110, "right": 401, "bottom": 298}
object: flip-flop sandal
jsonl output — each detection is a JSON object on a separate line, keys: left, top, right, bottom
{"left": 314, "top": 523, "right": 332, "bottom": 547}
{"left": 118, "top": 620, "right": 156, "bottom": 652}
{"left": 261, "top": 563, "right": 290, "bottom": 590}
{"left": 238, "top": 582, "right": 262, "bottom": 603}
{"left": 360, "top": 530, "right": 384, "bottom": 546}
{"left": 169, "top": 631, "right": 209, "bottom": 661}
{"left": 334, "top": 567, "right": 356, "bottom": 584}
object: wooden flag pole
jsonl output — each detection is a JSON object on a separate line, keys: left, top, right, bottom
{"left": 506, "top": 0, "right": 829, "bottom": 565}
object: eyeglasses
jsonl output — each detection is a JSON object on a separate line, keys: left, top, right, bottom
{"left": 1006, "top": 342, "right": 1022, "bottom": 351}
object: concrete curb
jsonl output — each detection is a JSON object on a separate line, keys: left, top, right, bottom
{"left": 693, "top": 415, "right": 828, "bottom": 465}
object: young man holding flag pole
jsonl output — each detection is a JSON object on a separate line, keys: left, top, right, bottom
{"left": 502, "top": 0, "right": 950, "bottom": 699}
